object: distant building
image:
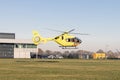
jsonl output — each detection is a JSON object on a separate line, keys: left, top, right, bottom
{"left": 0, "top": 32, "right": 37, "bottom": 58}
{"left": 92, "top": 53, "right": 106, "bottom": 59}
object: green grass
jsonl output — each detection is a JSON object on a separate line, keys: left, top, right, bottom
{"left": 0, "top": 59, "right": 120, "bottom": 80}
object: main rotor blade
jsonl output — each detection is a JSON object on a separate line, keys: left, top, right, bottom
{"left": 70, "top": 33, "right": 89, "bottom": 35}
{"left": 68, "top": 29, "right": 75, "bottom": 33}
{"left": 46, "top": 28, "right": 75, "bottom": 33}
{"left": 46, "top": 28, "right": 64, "bottom": 33}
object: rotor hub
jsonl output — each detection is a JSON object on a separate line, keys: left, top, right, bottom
{"left": 34, "top": 36, "right": 40, "bottom": 43}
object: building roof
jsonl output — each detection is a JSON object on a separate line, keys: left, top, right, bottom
{"left": 0, "top": 33, "right": 15, "bottom": 39}
{"left": 0, "top": 39, "right": 34, "bottom": 44}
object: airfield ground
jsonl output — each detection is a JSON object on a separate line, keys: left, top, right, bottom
{"left": 0, "top": 59, "right": 120, "bottom": 80}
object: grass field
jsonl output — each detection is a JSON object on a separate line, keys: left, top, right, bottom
{"left": 0, "top": 59, "right": 120, "bottom": 80}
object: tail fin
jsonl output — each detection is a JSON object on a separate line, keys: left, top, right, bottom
{"left": 32, "top": 30, "right": 54, "bottom": 45}
{"left": 32, "top": 30, "right": 43, "bottom": 45}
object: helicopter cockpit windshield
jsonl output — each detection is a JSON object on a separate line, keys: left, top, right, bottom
{"left": 66, "top": 37, "right": 82, "bottom": 43}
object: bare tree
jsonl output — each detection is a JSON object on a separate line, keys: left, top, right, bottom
{"left": 96, "top": 49, "right": 104, "bottom": 53}
{"left": 53, "top": 51, "right": 62, "bottom": 55}
{"left": 38, "top": 48, "right": 44, "bottom": 54}
{"left": 45, "top": 50, "right": 52, "bottom": 55}
{"left": 62, "top": 51, "right": 69, "bottom": 58}
{"left": 107, "top": 50, "right": 116, "bottom": 58}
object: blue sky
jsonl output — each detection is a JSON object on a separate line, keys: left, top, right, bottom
{"left": 0, "top": 0, "right": 120, "bottom": 52}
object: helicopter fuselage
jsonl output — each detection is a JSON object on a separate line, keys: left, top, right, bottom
{"left": 54, "top": 33, "right": 82, "bottom": 47}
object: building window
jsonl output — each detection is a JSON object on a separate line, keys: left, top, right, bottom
{"left": 14, "top": 44, "right": 37, "bottom": 48}
{"left": 26, "top": 44, "right": 37, "bottom": 48}
{"left": 23, "top": 44, "right": 26, "bottom": 48}
{"left": 0, "top": 43, "right": 14, "bottom": 58}
{"left": 15, "top": 44, "right": 19, "bottom": 48}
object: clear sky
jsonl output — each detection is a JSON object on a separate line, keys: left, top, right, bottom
{"left": 0, "top": 0, "right": 120, "bottom": 52}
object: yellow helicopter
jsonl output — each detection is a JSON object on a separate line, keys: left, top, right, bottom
{"left": 32, "top": 29, "right": 88, "bottom": 49}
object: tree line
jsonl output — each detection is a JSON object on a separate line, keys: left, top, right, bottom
{"left": 30, "top": 48, "right": 120, "bottom": 59}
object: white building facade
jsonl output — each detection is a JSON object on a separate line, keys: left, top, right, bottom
{"left": 0, "top": 33, "right": 37, "bottom": 58}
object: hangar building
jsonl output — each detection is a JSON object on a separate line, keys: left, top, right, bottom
{"left": 92, "top": 53, "right": 106, "bottom": 59}
{"left": 0, "top": 32, "right": 37, "bottom": 58}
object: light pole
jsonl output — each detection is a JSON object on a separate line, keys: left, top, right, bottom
{"left": 36, "top": 45, "right": 38, "bottom": 59}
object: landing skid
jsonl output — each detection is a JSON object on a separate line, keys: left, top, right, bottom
{"left": 59, "top": 46, "right": 78, "bottom": 49}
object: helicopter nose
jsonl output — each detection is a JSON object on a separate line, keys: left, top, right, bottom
{"left": 79, "top": 39, "right": 82, "bottom": 43}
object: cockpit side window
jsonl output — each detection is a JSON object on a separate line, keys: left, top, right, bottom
{"left": 66, "top": 37, "right": 82, "bottom": 43}
{"left": 75, "top": 37, "right": 82, "bottom": 43}
{"left": 66, "top": 38, "right": 70, "bottom": 42}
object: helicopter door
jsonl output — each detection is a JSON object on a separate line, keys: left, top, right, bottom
{"left": 61, "top": 36, "right": 64, "bottom": 40}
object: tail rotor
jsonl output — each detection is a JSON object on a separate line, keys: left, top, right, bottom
{"left": 32, "top": 30, "right": 41, "bottom": 45}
